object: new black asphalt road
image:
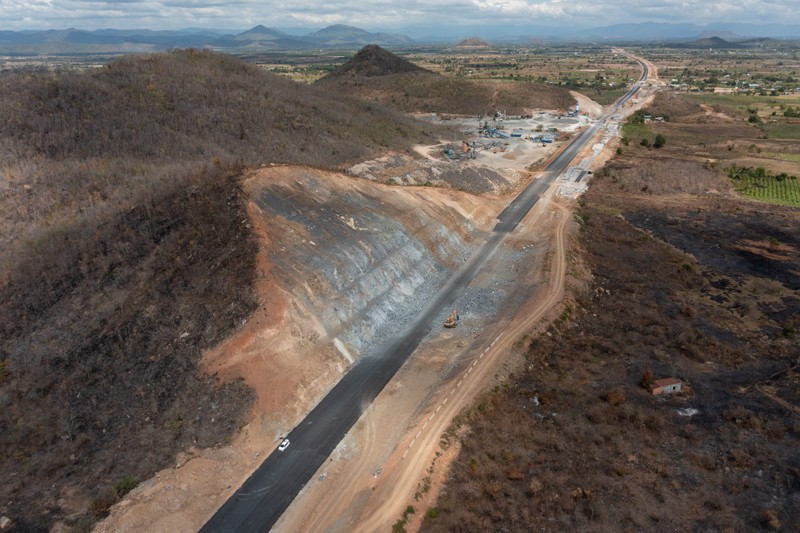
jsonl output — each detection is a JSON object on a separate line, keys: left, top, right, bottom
{"left": 201, "top": 57, "right": 647, "bottom": 533}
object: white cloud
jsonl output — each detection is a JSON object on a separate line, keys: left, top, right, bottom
{"left": 0, "top": 0, "right": 797, "bottom": 31}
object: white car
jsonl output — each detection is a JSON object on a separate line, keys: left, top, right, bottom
{"left": 278, "top": 438, "right": 290, "bottom": 452}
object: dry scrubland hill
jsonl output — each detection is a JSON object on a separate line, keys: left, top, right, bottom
{"left": 422, "top": 93, "right": 800, "bottom": 532}
{"left": 325, "top": 44, "right": 435, "bottom": 77}
{"left": 317, "top": 45, "right": 574, "bottom": 115}
{"left": 0, "top": 49, "right": 443, "bottom": 531}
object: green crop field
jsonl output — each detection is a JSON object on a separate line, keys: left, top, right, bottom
{"left": 762, "top": 122, "right": 800, "bottom": 140}
{"left": 728, "top": 166, "right": 800, "bottom": 206}
{"left": 764, "top": 152, "right": 800, "bottom": 162}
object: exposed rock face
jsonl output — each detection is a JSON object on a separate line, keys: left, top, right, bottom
{"left": 251, "top": 167, "right": 483, "bottom": 357}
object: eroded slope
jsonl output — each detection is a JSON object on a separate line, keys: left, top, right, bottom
{"left": 97, "top": 166, "right": 506, "bottom": 532}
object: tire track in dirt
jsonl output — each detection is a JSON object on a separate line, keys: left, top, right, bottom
{"left": 353, "top": 200, "right": 571, "bottom": 533}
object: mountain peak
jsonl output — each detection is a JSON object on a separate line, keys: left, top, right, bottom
{"left": 322, "top": 44, "right": 434, "bottom": 78}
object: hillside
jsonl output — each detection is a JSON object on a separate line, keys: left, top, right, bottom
{"left": 421, "top": 93, "right": 800, "bottom": 532}
{"left": 454, "top": 37, "right": 491, "bottom": 49}
{"left": 325, "top": 44, "right": 435, "bottom": 78}
{"left": 0, "top": 49, "right": 444, "bottom": 531}
{"left": 673, "top": 36, "right": 744, "bottom": 49}
{"left": 318, "top": 46, "right": 574, "bottom": 115}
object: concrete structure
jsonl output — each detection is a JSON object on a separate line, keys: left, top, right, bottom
{"left": 651, "top": 377, "right": 683, "bottom": 395}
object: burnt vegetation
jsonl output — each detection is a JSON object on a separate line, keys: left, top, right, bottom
{"left": 423, "top": 93, "right": 800, "bottom": 532}
{"left": 0, "top": 49, "right": 445, "bottom": 531}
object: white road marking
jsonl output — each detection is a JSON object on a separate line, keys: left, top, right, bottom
{"left": 332, "top": 338, "right": 354, "bottom": 364}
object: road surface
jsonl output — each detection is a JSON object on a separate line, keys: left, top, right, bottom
{"left": 200, "top": 54, "right": 647, "bottom": 533}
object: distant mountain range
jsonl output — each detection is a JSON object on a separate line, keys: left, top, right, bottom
{"left": 0, "top": 24, "right": 413, "bottom": 53}
{"left": 0, "top": 21, "right": 798, "bottom": 54}
{"left": 670, "top": 36, "right": 745, "bottom": 49}
{"left": 563, "top": 22, "right": 800, "bottom": 42}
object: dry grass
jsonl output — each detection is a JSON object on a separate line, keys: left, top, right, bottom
{"left": 0, "top": 49, "right": 449, "bottom": 531}
{"left": 318, "top": 72, "right": 574, "bottom": 116}
{"left": 422, "top": 93, "right": 800, "bottom": 532}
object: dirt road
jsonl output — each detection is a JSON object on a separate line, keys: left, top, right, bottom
{"left": 273, "top": 186, "right": 572, "bottom": 532}
{"left": 275, "top": 49, "right": 660, "bottom": 533}
{"left": 359, "top": 201, "right": 572, "bottom": 533}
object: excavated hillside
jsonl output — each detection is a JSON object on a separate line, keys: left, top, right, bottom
{"left": 205, "top": 166, "right": 501, "bottom": 426}
{"left": 0, "top": 49, "right": 449, "bottom": 532}
{"left": 1, "top": 45, "right": 577, "bottom": 531}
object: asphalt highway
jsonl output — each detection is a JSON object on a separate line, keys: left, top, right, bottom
{"left": 200, "top": 54, "right": 647, "bottom": 533}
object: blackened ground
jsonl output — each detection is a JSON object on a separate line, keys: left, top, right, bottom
{"left": 422, "top": 93, "right": 799, "bottom": 532}
{"left": 626, "top": 210, "right": 800, "bottom": 291}
{"left": 423, "top": 202, "right": 799, "bottom": 532}
{"left": 0, "top": 173, "right": 257, "bottom": 532}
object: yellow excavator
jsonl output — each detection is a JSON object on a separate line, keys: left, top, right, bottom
{"left": 443, "top": 307, "right": 459, "bottom": 328}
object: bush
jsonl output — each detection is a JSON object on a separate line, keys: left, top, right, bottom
{"left": 640, "top": 138, "right": 650, "bottom": 147}
{"left": 641, "top": 368, "right": 654, "bottom": 388}
{"left": 113, "top": 475, "right": 140, "bottom": 499}
{"left": 605, "top": 388, "right": 626, "bottom": 405}
{"left": 654, "top": 133, "right": 666, "bottom": 148}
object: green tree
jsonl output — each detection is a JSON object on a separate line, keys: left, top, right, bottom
{"left": 653, "top": 133, "right": 666, "bottom": 148}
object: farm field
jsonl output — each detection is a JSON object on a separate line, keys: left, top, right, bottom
{"left": 728, "top": 166, "right": 800, "bottom": 206}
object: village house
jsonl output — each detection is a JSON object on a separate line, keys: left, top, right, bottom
{"left": 651, "top": 377, "right": 683, "bottom": 395}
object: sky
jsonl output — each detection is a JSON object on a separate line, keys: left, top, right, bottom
{"left": 0, "top": 0, "right": 796, "bottom": 33}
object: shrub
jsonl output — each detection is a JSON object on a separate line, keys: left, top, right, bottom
{"left": 641, "top": 368, "right": 654, "bottom": 388}
{"left": 113, "top": 475, "right": 140, "bottom": 499}
{"left": 605, "top": 388, "right": 626, "bottom": 405}
{"left": 0, "top": 359, "right": 9, "bottom": 383}
{"left": 653, "top": 133, "right": 666, "bottom": 148}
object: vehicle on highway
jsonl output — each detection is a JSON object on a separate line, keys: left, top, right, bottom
{"left": 278, "top": 439, "right": 290, "bottom": 452}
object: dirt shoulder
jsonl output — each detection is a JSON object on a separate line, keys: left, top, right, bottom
{"left": 93, "top": 166, "right": 505, "bottom": 532}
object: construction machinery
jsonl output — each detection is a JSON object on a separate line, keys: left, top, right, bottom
{"left": 443, "top": 307, "right": 459, "bottom": 328}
